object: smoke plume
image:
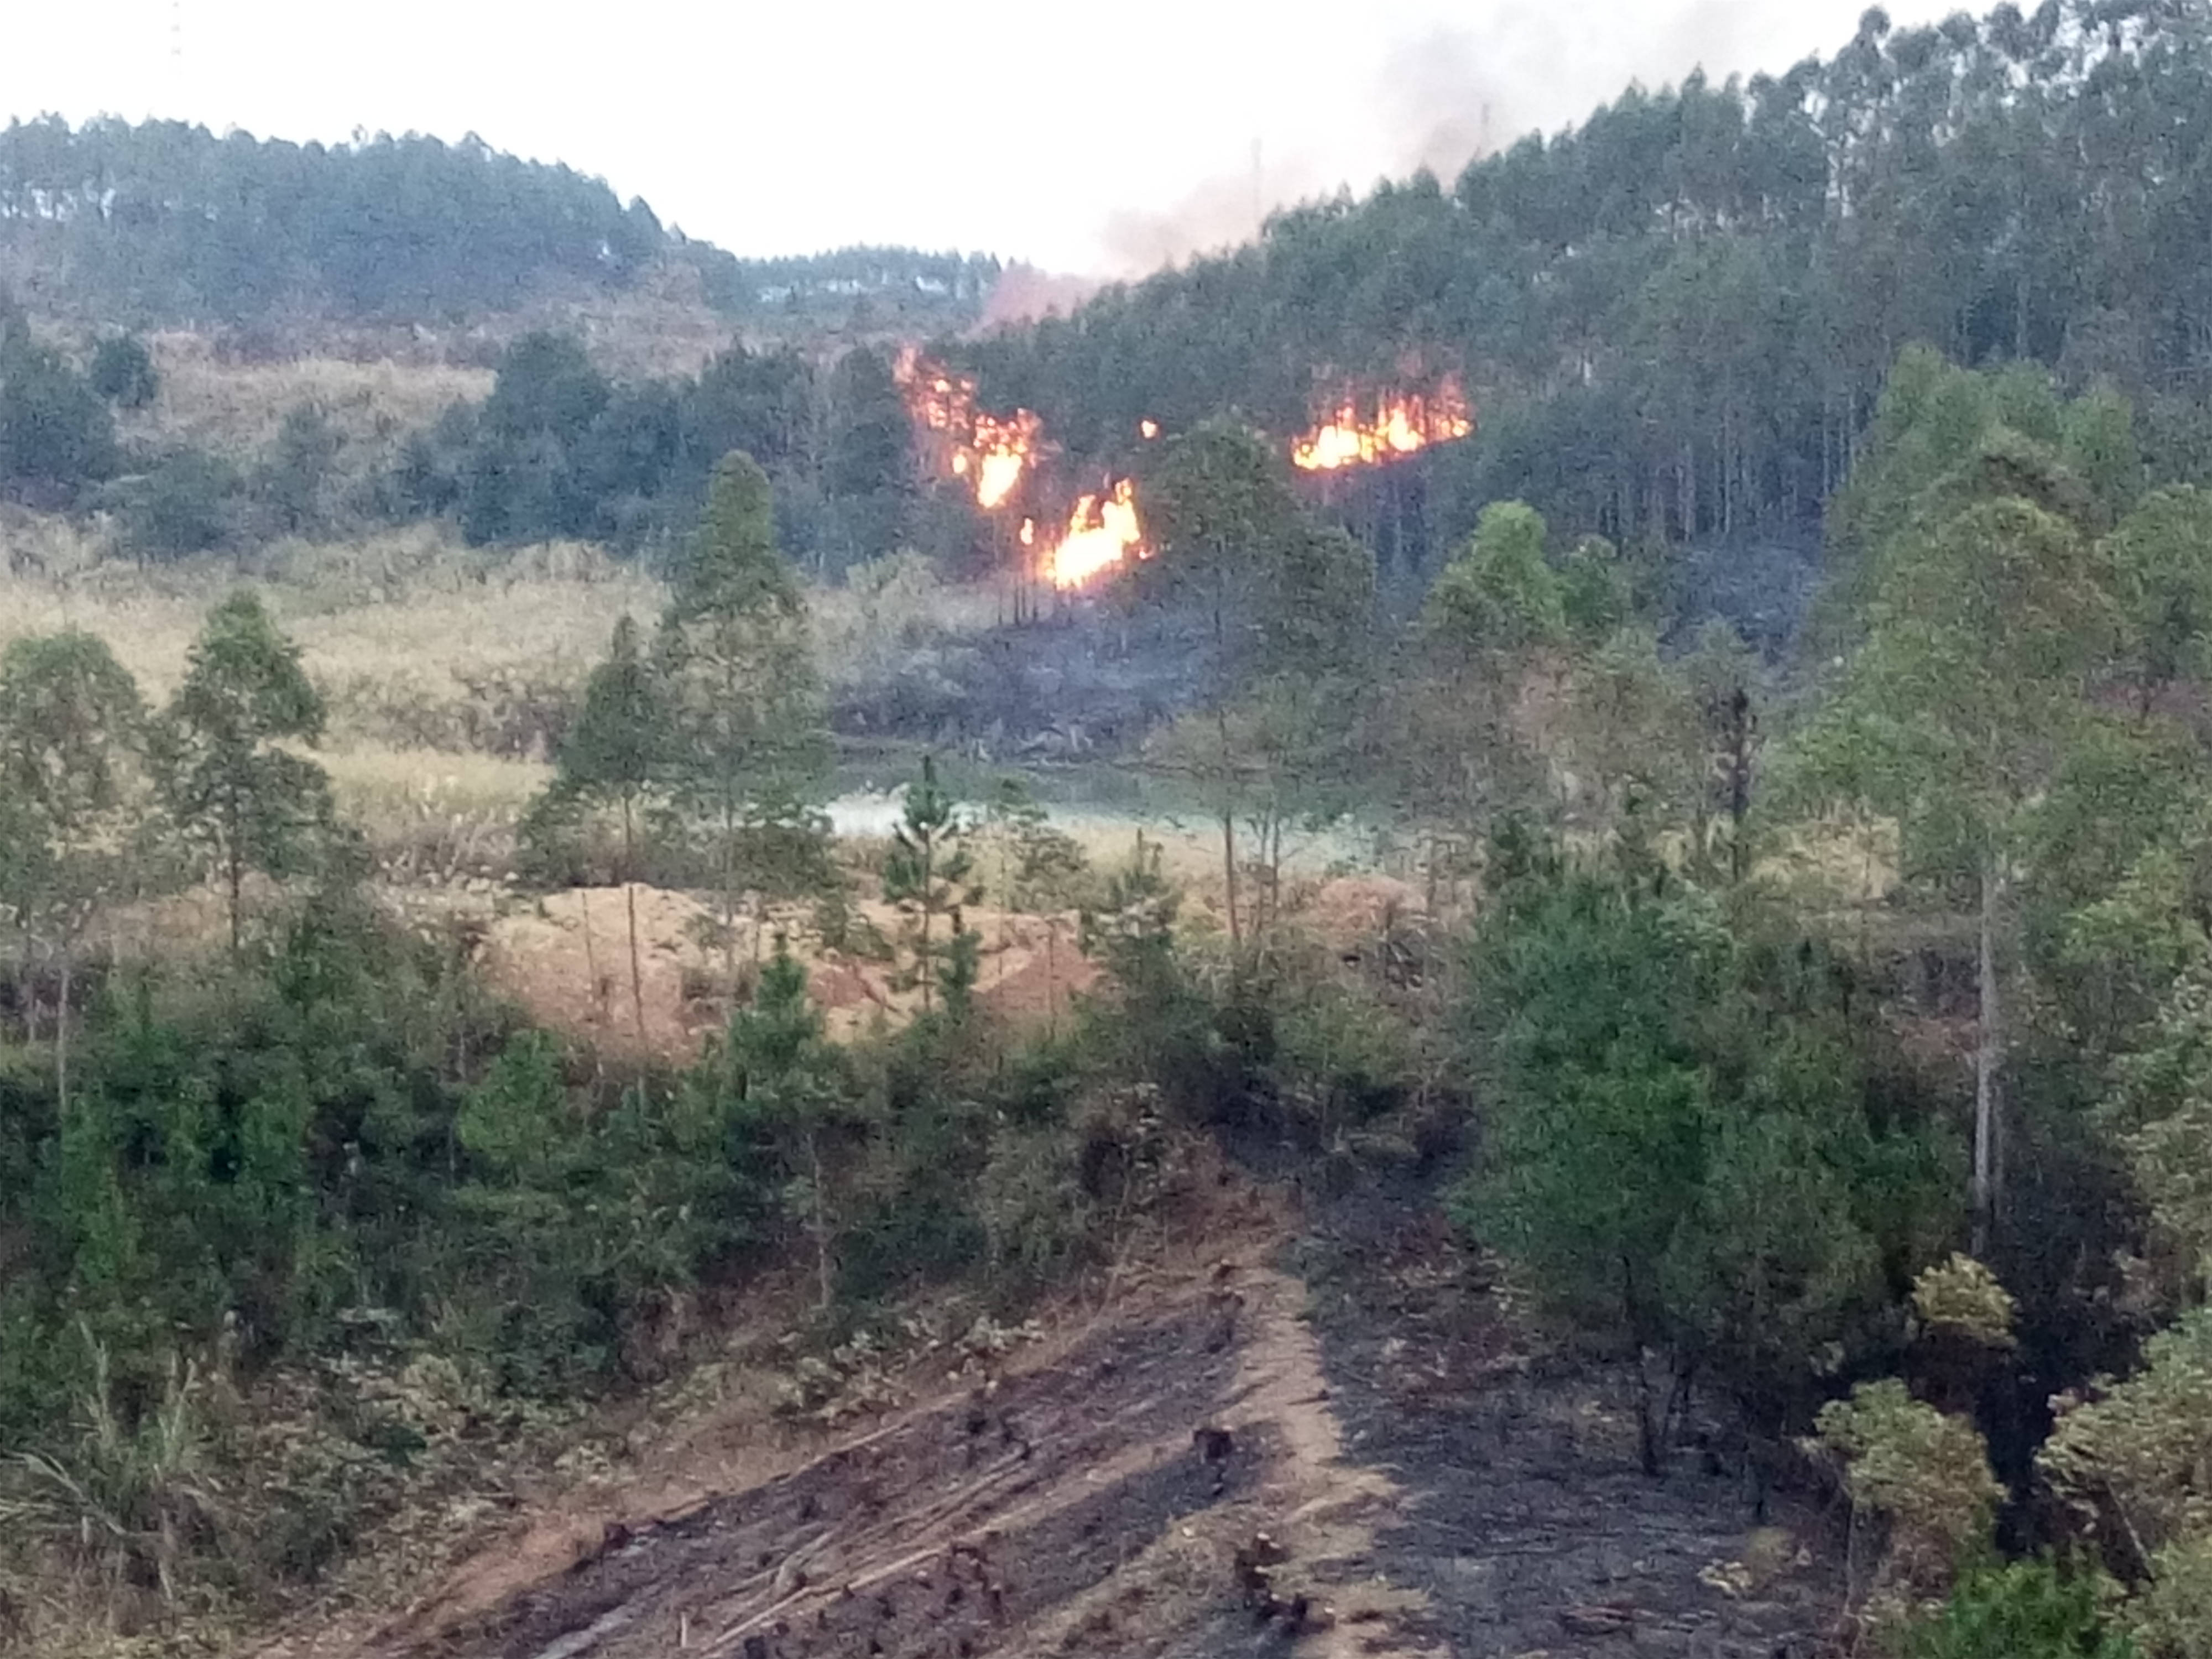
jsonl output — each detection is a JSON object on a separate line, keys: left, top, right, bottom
{"left": 1087, "top": 0, "right": 1855, "bottom": 276}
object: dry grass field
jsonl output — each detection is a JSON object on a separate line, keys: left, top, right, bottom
{"left": 0, "top": 525, "right": 660, "bottom": 708}
{"left": 122, "top": 333, "right": 494, "bottom": 461}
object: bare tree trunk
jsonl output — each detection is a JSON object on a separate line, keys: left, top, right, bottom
{"left": 54, "top": 952, "right": 70, "bottom": 1121}
{"left": 622, "top": 795, "right": 646, "bottom": 1047}
{"left": 1973, "top": 855, "right": 2003, "bottom": 1256}
{"left": 580, "top": 885, "right": 606, "bottom": 1022}
{"left": 806, "top": 1127, "right": 832, "bottom": 1313}
{"left": 722, "top": 799, "right": 740, "bottom": 997}
{"left": 918, "top": 832, "right": 935, "bottom": 1015}
{"left": 1217, "top": 708, "right": 1241, "bottom": 951}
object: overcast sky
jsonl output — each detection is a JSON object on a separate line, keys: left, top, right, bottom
{"left": 3, "top": 0, "right": 1951, "bottom": 275}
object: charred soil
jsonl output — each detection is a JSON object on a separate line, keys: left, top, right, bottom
{"left": 307, "top": 1176, "right": 1845, "bottom": 1659}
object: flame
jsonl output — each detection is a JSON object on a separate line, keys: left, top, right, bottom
{"left": 1290, "top": 378, "right": 1474, "bottom": 471}
{"left": 895, "top": 348, "right": 1044, "bottom": 511}
{"left": 1019, "top": 518, "right": 1035, "bottom": 547}
{"left": 1041, "top": 479, "right": 1146, "bottom": 589}
{"left": 1139, "top": 419, "right": 1160, "bottom": 440}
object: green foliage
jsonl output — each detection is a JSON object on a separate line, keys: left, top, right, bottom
{"left": 261, "top": 403, "right": 342, "bottom": 535}
{"left": 984, "top": 778, "right": 1092, "bottom": 913}
{"left": 127, "top": 447, "right": 243, "bottom": 559}
{"left": 0, "top": 629, "right": 148, "bottom": 1107}
{"left": 2107, "top": 487, "right": 2212, "bottom": 706}
{"left": 1455, "top": 854, "right": 1729, "bottom": 1350}
{"left": 1426, "top": 501, "right": 1564, "bottom": 654}
{"left": 0, "top": 337, "right": 116, "bottom": 497}
{"left": 87, "top": 333, "right": 158, "bottom": 409}
{"left": 390, "top": 331, "right": 835, "bottom": 559}
{"left": 0, "top": 1333, "right": 221, "bottom": 1612}
{"left": 1454, "top": 834, "right": 1952, "bottom": 1464}
{"left": 529, "top": 613, "right": 672, "bottom": 1039}
{"left": 679, "top": 933, "right": 859, "bottom": 1316}
{"left": 657, "top": 452, "right": 831, "bottom": 935}
{"left": 0, "top": 629, "right": 146, "bottom": 845}
{"left": 1818, "top": 1379, "right": 2005, "bottom": 1608}
{"left": 1799, "top": 481, "right": 2117, "bottom": 878}
{"left": 545, "top": 614, "right": 669, "bottom": 844}
{"left": 1558, "top": 535, "right": 1633, "bottom": 643}
{"left": 1140, "top": 419, "right": 1303, "bottom": 650}
{"left": 2043, "top": 1308, "right": 2212, "bottom": 1585}
{"left": 820, "top": 346, "right": 912, "bottom": 570}
{"left": 455, "top": 1035, "right": 744, "bottom": 1389}
{"left": 1912, "top": 1255, "right": 2020, "bottom": 1352}
{"left": 1907, "top": 1559, "right": 2137, "bottom": 1659}
{"left": 881, "top": 755, "right": 980, "bottom": 1016}
{"left": 0, "top": 117, "right": 667, "bottom": 320}
{"left": 2107, "top": 959, "right": 2212, "bottom": 1300}
{"left": 1786, "top": 359, "right": 2141, "bottom": 1250}
{"left": 153, "top": 591, "right": 334, "bottom": 954}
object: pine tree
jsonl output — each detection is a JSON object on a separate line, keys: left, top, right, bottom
{"left": 882, "top": 755, "right": 979, "bottom": 1017}
{"left": 709, "top": 935, "right": 851, "bottom": 1310}
{"left": 540, "top": 614, "right": 671, "bottom": 1045}
{"left": 658, "top": 452, "right": 829, "bottom": 987}
{"left": 154, "top": 592, "right": 332, "bottom": 959}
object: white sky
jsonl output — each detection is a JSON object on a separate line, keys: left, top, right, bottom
{"left": 2, "top": 0, "right": 1953, "bottom": 275}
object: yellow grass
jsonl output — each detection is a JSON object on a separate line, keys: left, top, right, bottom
{"left": 0, "top": 526, "right": 664, "bottom": 721}
{"left": 496, "top": 263, "right": 738, "bottom": 380}
{"left": 322, "top": 744, "right": 552, "bottom": 823}
{"left": 1761, "top": 817, "right": 1902, "bottom": 910}
{"left": 127, "top": 331, "right": 493, "bottom": 460}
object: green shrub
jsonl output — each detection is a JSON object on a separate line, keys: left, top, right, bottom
{"left": 88, "top": 334, "right": 159, "bottom": 409}
{"left": 1907, "top": 1559, "right": 2137, "bottom": 1659}
{"left": 127, "top": 448, "right": 242, "bottom": 559}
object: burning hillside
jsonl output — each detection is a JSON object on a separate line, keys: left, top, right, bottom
{"left": 895, "top": 349, "right": 1045, "bottom": 512}
{"left": 894, "top": 350, "right": 1474, "bottom": 594}
{"left": 1042, "top": 479, "right": 1146, "bottom": 589}
{"left": 1292, "top": 378, "right": 1474, "bottom": 471}
{"left": 899, "top": 348, "right": 1152, "bottom": 592}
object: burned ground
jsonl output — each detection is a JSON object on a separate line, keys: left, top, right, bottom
{"left": 1292, "top": 1185, "right": 1846, "bottom": 1658}
{"left": 329, "top": 1178, "right": 1845, "bottom": 1659}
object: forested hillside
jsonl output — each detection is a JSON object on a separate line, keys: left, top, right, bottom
{"left": 0, "top": 117, "right": 998, "bottom": 330}
{"left": 962, "top": 0, "right": 2212, "bottom": 560}
{"left": 24, "top": 11, "right": 2212, "bottom": 1655}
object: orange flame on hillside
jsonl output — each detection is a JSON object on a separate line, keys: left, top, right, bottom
{"left": 1040, "top": 479, "right": 1146, "bottom": 589}
{"left": 1291, "top": 379, "right": 1474, "bottom": 471}
{"left": 894, "top": 348, "right": 1044, "bottom": 511}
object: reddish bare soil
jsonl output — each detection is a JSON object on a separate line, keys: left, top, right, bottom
{"left": 482, "top": 887, "right": 1095, "bottom": 1055}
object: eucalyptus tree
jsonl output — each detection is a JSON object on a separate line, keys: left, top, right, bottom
{"left": 0, "top": 630, "right": 145, "bottom": 1107}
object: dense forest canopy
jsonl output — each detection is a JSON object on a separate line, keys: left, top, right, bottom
{"left": 959, "top": 0, "right": 2212, "bottom": 564}
{"left": 0, "top": 116, "right": 999, "bottom": 328}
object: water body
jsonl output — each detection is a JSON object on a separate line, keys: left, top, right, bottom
{"left": 823, "top": 759, "right": 1388, "bottom": 878}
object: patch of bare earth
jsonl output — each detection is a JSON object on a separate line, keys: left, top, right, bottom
{"left": 482, "top": 886, "right": 1097, "bottom": 1056}
{"left": 269, "top": 1194, "right": 1434, "bottom": 1659}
